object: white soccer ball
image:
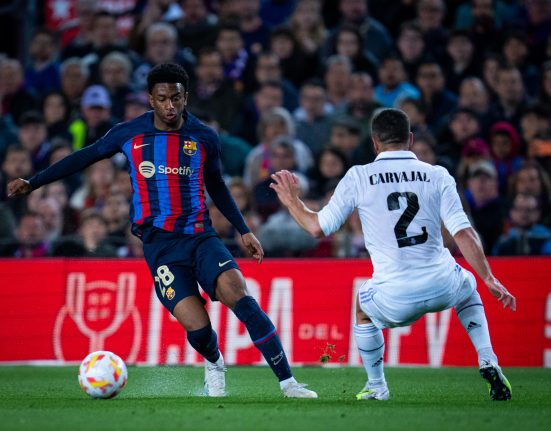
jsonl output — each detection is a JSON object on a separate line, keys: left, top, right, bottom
{"left": 78, "top": 351, "right": 128, "bottom": 399}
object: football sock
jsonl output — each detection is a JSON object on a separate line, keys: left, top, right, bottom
{"left": 354, "top": 323, "right": 385, "bottom": 386}
{"left": 187, "top": 324, "right": 221, "bottom": 364}
{"left": 455, "top": 290, "right": 498, "bottom": 366}
{"left": 233, "top": 295, "right": 292, "bottom": 381}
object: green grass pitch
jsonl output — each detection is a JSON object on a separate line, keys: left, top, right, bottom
{"left": 0, "top": 366, "right": 550, "bottom": 431}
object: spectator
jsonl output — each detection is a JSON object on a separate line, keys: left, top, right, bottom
{"left": 70, "top": 158, "right": 116, "bottom": 211}
{"left": 509, "top": 161, "right": 551, "bottom": 228}
{"left": 232, "top": 0, "right": 271, "bottom": 54}
{"left": 481, "top": 53, "right": 502, "bottom": 98}
{"left": 327, "top": 116, "right": 370, "bottom": 166}
{"left": 59, "top": 0, "right": 98, "bottom": 53}
{"left": 43, "top": 181, "right": 80, "bottom": 235}
{"left": 396, "top": 21, "right": 426, "bottom": 82}
{"left": 488, "top": 121, "right": 523, "bottom": 197}
{"left": 456, "top": 136, "right": 491, "bottom": 185}
{"left": 324, "top": 0, "right": 393, "bottom": 63}
{"left": 462, "top": 160, "right": 507, "bottom": 253}
{"left": 129, "top": 0, "right": 184, "bottom": 54}
{"left": 457, "top": 77, "right": 491, "bottom": 132}
{"left": 238, "top": 81, "right": 284, "bottom": 145}
{"left": 59, "top": 57, "right": 89, "bottom": 115}
{"left": 70, "top": 85, "right": 114, "bottom": 150}
{"left": 323, "top": 55, "right": 354, "bottom": 110}
{"left": 415, "top": 0, "right": 448, "bottom": 62}
{"left": 289, "top": 0, "right": 327, "bottom": 56}
{"left": 415, "top": 59, "right": 458, "bottom": 131}
{"left": 24, "top": 28, "right": 61, "bottom": 96}
{"left": 398, "top": 97, "right": 429, "bottom": 133}
{"left": 47, "top": 138, "right": 82, "bottom": 195}
{"left": 0, "top": 145, "right": 33, "bottom": 219}
{"left": 537, "top": 61, "right": 551, "bottom": 110}
{"left": 487, "top": 64, "right": 528, "bottom": 130}
{"left": 336, "top": 73, "right": 381, "bottom": 149}
{"left": 294, "top": 79, "right": 333, "bottom": 156}
{"left": 244, "top": 51, "right": 298, "bottom": 112}
{"left": 269, "top": 26, "right": 319, "bottom": 89}
{"left": 256, "top": 171, "right": 317, "bottom": 256}
{"left": 0, "top": 212, "right": 49, "bottom": 258}
{"left": 123, "top": 92, "right": 151, "bottom": 122}
{"left": 52, "top": 211, "right": 118, "bottom": 257}
{"left": 259, "top": 0, "right": 296, "bottom": 27}
{"left": 501, "top": 32, "right": 540, "bottom": 98}
{"left": 444, "top": 30, "right": 478, "bottom": 94}
{"left": 520, "top": 0, "right": 551, "bottom": 65}
{"left": 227, "top": 177, "right": 261, "bottom": 233}
{"left": 439, "top": 107, "right": 483, "bottom": 171}
{"left": 133, "top": 22, "right": 196, "bottom": 91}
{"left": 332, "top": 24, "right": 379, "bottom": 79}
{"left": 187, "top": 47, "right": 244, "bottom": 134}
{"left": 216, "top": 23, "right": 250, "bottom": 86}
{"left": 117, "top": 226, "right": 144, "bottom": 258}
{"left": 520, "top": 104, "right": 551, "bottom": 151}
{"left": 99, "top": 52, "right": 134, "bottom": 121}
{"left": 177, "top": 0, "right": 218, "bottom": 56}
{"left": 308, "top": 147, "right": 349, "bottom": 199}
{"left": 101, "top": 191, "right": 131, "bottom": 242}
{"left": 243, "top": 107, "right": 312, "bottom": 187}
{"left": 17, "top": 111, "right": 51, "bottom": 171}
{"left": 493, "top": 193, "right": 551, "bottom": 256}
{"left": 0, "top": 58, "right": 37, "bottom": 125}
{"left": 40, "top": 91, "right": 72, "bottom": 141}
{"left": 412, "top": 131, "right": 438, "bottom": 165}
{"left": 36, "top": 197, "right": 64, "bottom": 244}
{"left": 252, "top": 136, "right": 298, "bottom": 220}
{"left": 374, "top": 55, "right": 420, "bottom": 108}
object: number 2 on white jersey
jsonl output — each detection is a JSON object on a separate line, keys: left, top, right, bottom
{"left": 387, "top": 192, "right": 428, "bottom": 248}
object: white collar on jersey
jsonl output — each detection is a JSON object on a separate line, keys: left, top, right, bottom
{"left": 375, "top": 150, "right": 418, "bottom": 161}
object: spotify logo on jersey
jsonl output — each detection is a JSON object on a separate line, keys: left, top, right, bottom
{"left": 138, "top": 161, "right": 156, "bottom": 178}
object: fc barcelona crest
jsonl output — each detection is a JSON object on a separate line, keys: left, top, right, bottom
{"left": 183, "top": 140, "right": 197, "bottom": 156}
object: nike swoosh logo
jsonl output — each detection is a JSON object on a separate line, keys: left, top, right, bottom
{"left": 218, "top": 260, "right": 232, "bottom": 267}
{"left": 134, "top": 143, "right": 150, "bottom": 149}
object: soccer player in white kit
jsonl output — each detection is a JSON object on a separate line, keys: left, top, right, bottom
{"left": 270, "top": 108, "right": 516, "bottom": 401}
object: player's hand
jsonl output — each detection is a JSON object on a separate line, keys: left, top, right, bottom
{"left": 7, "top": 178, "right": 33, "bottom": 198}
{"left": 485, "top": 276, "right": 516, "bottom": 311}
{"left": 270, "top": 170, "right": 301, "bottom": 208}
{"left": 241, "top": 232, "right": 264, "bottom": 264}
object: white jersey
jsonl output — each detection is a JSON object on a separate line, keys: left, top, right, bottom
{"left": 318, "top": 150, "right": 471, "bottom": 302}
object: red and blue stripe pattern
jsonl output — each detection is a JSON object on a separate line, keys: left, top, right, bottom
{"left": 125, "top": 131, "right": 209, "bottom": 234}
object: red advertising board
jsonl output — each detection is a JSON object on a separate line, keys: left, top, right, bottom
{"left": 0, "top": 258, "right": 549, "bottom": 367}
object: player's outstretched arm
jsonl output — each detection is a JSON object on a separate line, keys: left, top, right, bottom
{"left": 270, "top": 170, "right": 324, "bottom": 238}
{"left": 453, "top": 227, "right": 516, "bottom": 311}
{"left": 7, "top": 178, "right": 33, "bottom": 197}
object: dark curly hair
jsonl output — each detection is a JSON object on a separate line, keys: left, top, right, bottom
{"left": 147, "top": 63, "right": 189, "bottom": 94}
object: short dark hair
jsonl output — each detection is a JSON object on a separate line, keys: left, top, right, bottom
{"left": 371, "top": 109, "right": 410, "bottom": 146}
{"left": 147, "top": 63, "right": 189, "bottom": 93}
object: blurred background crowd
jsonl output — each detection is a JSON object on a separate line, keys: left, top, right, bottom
{"left": 0, "top": 0, "right": 551, "bottom": 259}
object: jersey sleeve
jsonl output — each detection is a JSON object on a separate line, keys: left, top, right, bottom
{"left": 28, "top": 123, "right": 123, "bottom": 190}
{"left": 439, "top": 169, "right": 472, "bottom": 236}
{"left": 318, "top": 167, "right": 359, "bottom": 236}
{"left": 202, "top": 128, "right": 250, "bottom": 235}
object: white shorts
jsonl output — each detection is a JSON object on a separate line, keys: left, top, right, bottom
{"left": 358, "top": 268, "right": 477, "bottom": 329}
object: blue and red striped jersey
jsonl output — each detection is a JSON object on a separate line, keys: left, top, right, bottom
{"left": 29, "top": 110, "right": 249, "bottom": 237}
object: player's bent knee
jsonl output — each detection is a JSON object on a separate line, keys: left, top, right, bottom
{"left": 356, "top": 295, "right": 372, "bottom": 324}
{"left": 216, "top": 269, "right": 248, "bottom": 308}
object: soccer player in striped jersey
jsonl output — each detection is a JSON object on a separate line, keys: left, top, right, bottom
{"left": 270, "top": 108, "right": 516, "bottom": 401}
{"left": 8, "top": 63, "right": 317, "bottom": 399}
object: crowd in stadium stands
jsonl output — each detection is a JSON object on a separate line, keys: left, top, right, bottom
{"left": 1, "top": 0, "right": 551, "bottom": 259}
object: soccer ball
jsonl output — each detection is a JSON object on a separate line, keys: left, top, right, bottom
{"left": 78, "top": 351, "right": 128, "bottom": 399}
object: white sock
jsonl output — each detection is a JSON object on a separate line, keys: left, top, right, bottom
{"left": 279, "top": 376, "right": 297, "bottom": 389}
{"left": 354, "top": 323, "right": 385, "bottom": 386}
{"left": 455, "top": 290, "right": 498, "bottom": 367}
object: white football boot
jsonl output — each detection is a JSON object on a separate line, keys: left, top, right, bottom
{"left": 204, "top": 353, "right": 226, "bottom": 397}
{"left": 356, "top": 382, "right": 390, "bottom": 400}
{"left": 281, "top": 381, "right": 318, "bottom": 398}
